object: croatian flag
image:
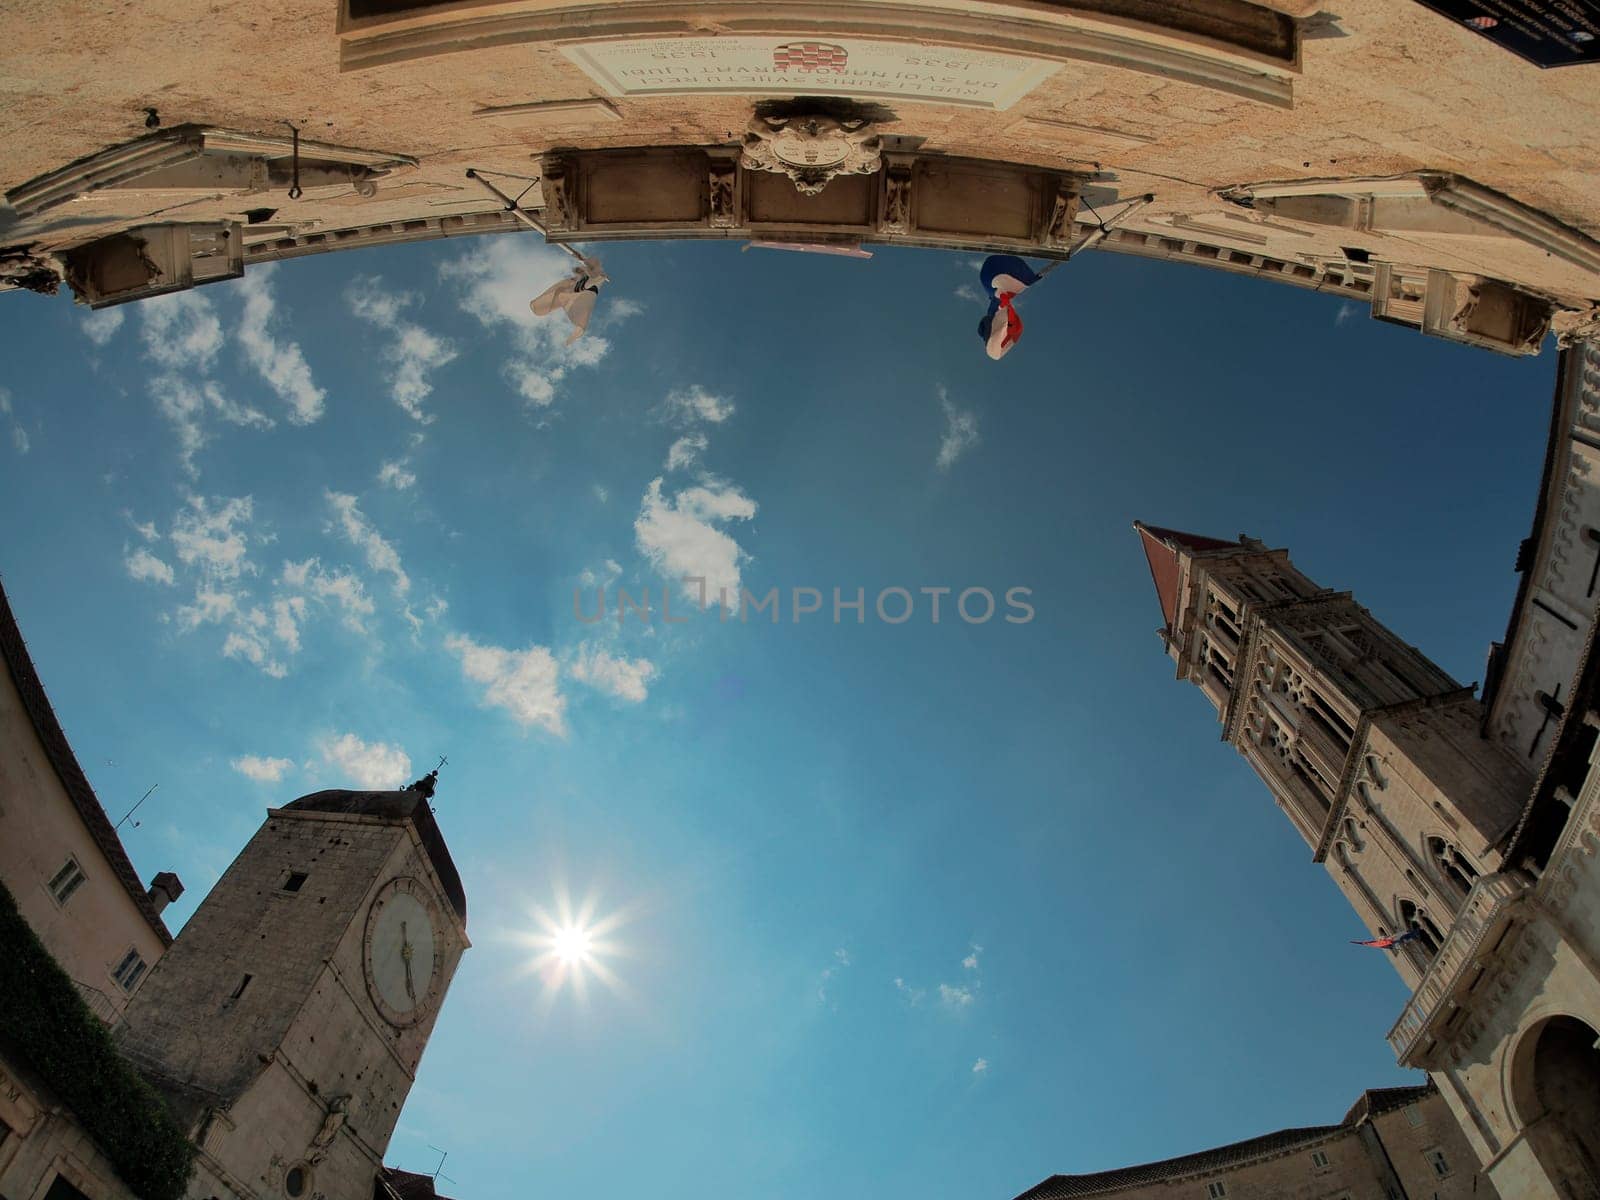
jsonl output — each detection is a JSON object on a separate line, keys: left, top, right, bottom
{"left": 1351, "top": 929, "right": 1421, "bottom": 950}
{"left": 976, "top": 254, "right": 1042, "bottom": 361}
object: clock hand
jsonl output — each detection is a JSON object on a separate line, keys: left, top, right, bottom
{"left": 401, "top": 919, "right": 416, "bottom": 1001}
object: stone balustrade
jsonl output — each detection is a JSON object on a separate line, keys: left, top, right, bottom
{"left": 1387, "top": 872, "right": 1527, "bottom": 1065}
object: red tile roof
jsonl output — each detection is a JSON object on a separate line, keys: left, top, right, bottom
{"left": 378, "top": 1168, "right": 455, "bottom": 1200}
{"left": 1133, "top": 522, "right": 1237, "bottom": 631}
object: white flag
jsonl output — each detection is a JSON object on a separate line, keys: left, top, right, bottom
{"left": 530, "top": 258, "right": 607, "bottom": 344}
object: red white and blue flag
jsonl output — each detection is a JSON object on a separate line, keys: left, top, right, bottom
{"left": 1351, "top": 929, "right": 1421, "bottom": 950}
{"left": 975, "top": 254, "right": 1042, "bottom": 361}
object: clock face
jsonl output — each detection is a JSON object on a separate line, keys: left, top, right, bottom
{"left": 363, "top": 877, "right": 442, "bottom": 1027}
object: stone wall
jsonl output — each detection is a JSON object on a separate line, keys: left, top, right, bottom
{"left": 116, "top": 809, "right": 404, "bottom": 1106}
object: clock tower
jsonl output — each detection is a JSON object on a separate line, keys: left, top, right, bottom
{"left": 116, "top": 772, "right": 469, "bottom": 1200}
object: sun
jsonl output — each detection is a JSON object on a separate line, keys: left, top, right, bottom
{"left": 510, "top": 887, "right": 630, "bottom": 1006}
{"left": 552, "top": 924, "right": 594, "bottom": 965}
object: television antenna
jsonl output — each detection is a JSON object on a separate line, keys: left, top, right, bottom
{"left": 426, "top": 1146, "right": 457, "bottom": 1188}
{"left": 115, "top": 784, "right": 158, "bottom": 831}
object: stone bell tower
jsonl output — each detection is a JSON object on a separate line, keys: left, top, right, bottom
{"left": 1134, "top": 522, "right": 1531, "bottom": 989}
{"left": 116, "top": 772, "right": 469, "bottom": 1200}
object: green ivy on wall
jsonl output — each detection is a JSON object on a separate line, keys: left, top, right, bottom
{"left": 0, "top": 881, "right": 194, "bottom": 1200}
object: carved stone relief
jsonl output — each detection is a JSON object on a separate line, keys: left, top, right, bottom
{"left": 880, "top": 158, "right": 913, "bottom": 233}
{"left": 708, "top": 155, "right": 737, "bottom": 228}
{"left": 740, "top": 113, "right": 882, "bottom": 195}
{"left": 540, "top": 158, "right": 577, "bottom": 231}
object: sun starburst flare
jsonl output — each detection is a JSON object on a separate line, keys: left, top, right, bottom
{"left": 509, "top": 887, "right": 630, "bottom": 1007}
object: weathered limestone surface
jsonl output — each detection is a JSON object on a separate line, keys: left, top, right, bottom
{"left": 2, "top": 0, "right": 1599, "bottom": 344}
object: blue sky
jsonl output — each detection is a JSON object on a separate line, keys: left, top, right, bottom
{"left": 0, "top": 234, "right": 1552, "bottom": 1200}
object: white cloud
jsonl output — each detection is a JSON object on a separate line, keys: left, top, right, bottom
{"left": 140, "top": 291, "right": 224, "bottom": 370}
{"left": 1335, "top": 301, "right": 1357, "bottom": 327}
{"left": 347, "top": 278, "right": 458, "bottom": 424}
{"left": 231, "top": 754, "right": 295, "bottom": 783}
{"left": 125, "top": 547, "right": 176, "bottom": 586}
{"left": 972, "top": 1058, "right": 989, "bottom": 1074}
{"left": 663, "top": 385, "right": 734, "bottom": 425}
{"left": 936, "top": 386, "right": 979, "bottom": 472}
{"left": 817, "top": 947, "right": 852, "bottom": 1005}
{"left": 1, "top": 390, "right": 28, "bottom": 454}
{"left": 81, "top": 306, "right": 126, "bottom": 347}
{"left": 893, "top": 977, "right": 926, "bottom": 1005}
{"left": 327, "top": 491, "right": 409, "bottom": 596}
{"left": 569, "top": 643, "right": 656, "bottom": 703}
{"left": 150, "top": 377, "right": 274, "bottom": 475}
{"left": 377, "top": 460, "right": 417, "bottom": 490}
{"left": 963, "top": 944, "right": 982, "bottom": 971}
{"left": 938, "top": 983, "right": 974, "bottom": 1008}
{"left": 222, "top": 626, "right": 287, "bottom": 678}
{"left": 129, "top": 516, "right": 160, "bottom": 542}
{"left": 593, "top": 484, "right": 610, "bottom": 504}
{"left": 440, "top": 242, "right": 609, "bottom": 409}
{"left": 282, "top": 557, "right": 376, "bottom": 633}
{"left": 176, "top": 585, "right": 240, "bottom": 631}
{"left": 579, "top": 559, "right": 622, "bottom": 588}
{"left": 954, "top": 283, "right": 983, "bottom": 304}
{"left": 271, "top": 596, "right": 305, "bottom": 652}
{"left": 171, "top": 495, "right": 256, "bottom": 580}
{"left": 634, "top": 477, "right": 757, "bottom": 604}
{"left": 446, "top": 633, "right": 566, "bottom": 736}
{"left": 607, "top": 297, "right": 644, "bottom": 322}
{"left": 666, "top": 433, "right": 708, "bottom": 471}
{"left": 139, "top": 498, "right": 388, "bottom": 679}
{"left": 237, "top": 266, "right": 326, "bottom": 424}
{"left": 318, "top": 733, "right": 411, "bottom": 789}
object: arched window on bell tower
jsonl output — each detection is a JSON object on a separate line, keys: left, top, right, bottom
{"left": 1398, "top": 899, "right": 1444, "bottom": 969}
{"left": 1426, "top": 836, "right": 1479, "bottom": 903}
{"left": 1206, "top": 588, "right": 1243, "bottom": 649}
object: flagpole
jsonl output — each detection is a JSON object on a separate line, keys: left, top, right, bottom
{"left": 464, "top": 169, "right": 591, "bottom": 266}
{"left": 1033, "top": 193, "right": 1156, "bottom": 280}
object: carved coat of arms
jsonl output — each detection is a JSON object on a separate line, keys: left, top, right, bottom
{"left": 772, "top": 42, "right": 849, "bottom": 73}
{"left": 740, "top": 113, "right": 882, "bottom": 196}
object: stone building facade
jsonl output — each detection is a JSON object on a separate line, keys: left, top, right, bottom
{"left": 0, "top": 580, "right": 186, "bottom": 1200}
{"left": 3, "top": 0, "right": 1600, "bottom": 356}
{"left": 0, "top": 578, "right": 469, "bottom": 1200}
{"left": 1015, "top": 1084, "right": 1488, "bottom": 1200}
{"left": 1135, "top": 341, "right": 1600, "bottom": 1199}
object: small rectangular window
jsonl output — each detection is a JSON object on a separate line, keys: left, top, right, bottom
{"left": 1310, "top": 1150, "right": 1330, "bottom": 1169}
{"left": 1427, "top": 1149, "right": 1450, "bottom": 1177}
{"left": 49, "top": 857, "right": 87, "bottom": 905}
{"left": 43, "top": 1175, "right": 93, "bottom": 1200}
{"left": 282, "top": 871, "right": 308, "bottom": 893}
{"left": 1207, "top": 1183, "right": 1227, "bottom": 1199}
{"left": 112, "top": 947, "right": 148, "bottom": 991}
{"left": 1404, "top": 1104, "right": 1424, "bottom": 1127}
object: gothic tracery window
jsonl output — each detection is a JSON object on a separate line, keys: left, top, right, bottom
{"left": 1398, "top": 899, "right": 1444, "bottom": 968}
{"left": 1342, "top": 818, "right": 1364, "bottom": 852}
{"left": 1426, "top": 836, "right": 1479, "bottom": 900}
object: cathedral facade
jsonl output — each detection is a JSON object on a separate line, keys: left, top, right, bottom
{"left": 1133, "top": 343, "right": 1600, "bottom": 1198}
